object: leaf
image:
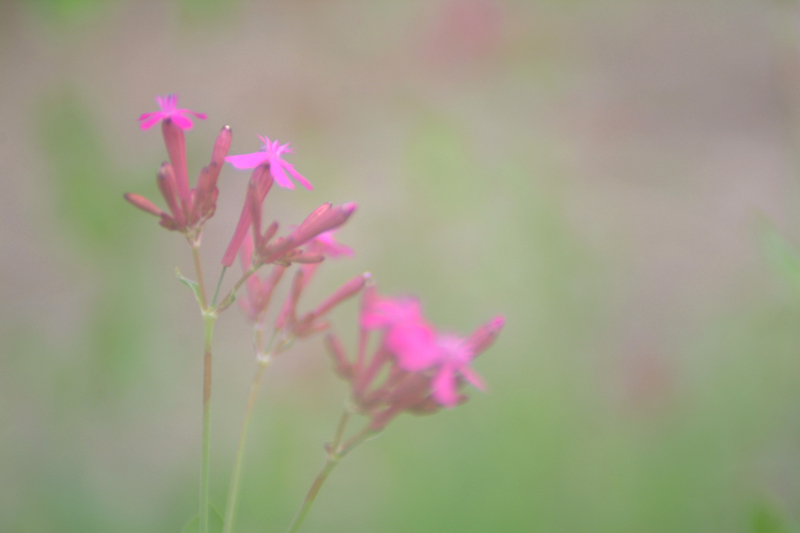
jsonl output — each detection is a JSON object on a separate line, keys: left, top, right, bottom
{"left": 176, "top": 267, "right": 204, "bottom": 307}
{"left": 180, "top": 505, "right": 224, "bottom": 533}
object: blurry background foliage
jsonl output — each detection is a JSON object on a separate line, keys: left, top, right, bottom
{"left": 4, "top": 0, "right": 800, "bottom": 531}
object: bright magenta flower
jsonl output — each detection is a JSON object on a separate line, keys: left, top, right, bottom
{"left": 225, "top": 135, "right": 312, "bottom": 190}
{"left": 138, "top": 94, "right": 207, "bottom": 130}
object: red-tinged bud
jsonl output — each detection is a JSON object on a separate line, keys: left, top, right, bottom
{"left": 285, "top": 202, "right": 357, "bottom": 252}
{"left": 191, "top": 164, "right": 216, "bottom": 223}
{"left": 262, "top": 221, "right": 279, "bottom": 247}
{"left": 124, "top": 193, "right": 166, "bottom": 217}
{"left": 325, "top": 334, "right": 353, "bottom": 380}
{"left": 310, "top": 272, "right": 369, "bottom": 320}
{"left": 355, "top": 346, "right": 390, "bottom": 396}
{"left": 247, "top": 180, "right": 262, "bottom": 249}
{"left": 159, "top": 215, "right": 181, "bottom": 231}
{"left": 276, "top": 269, "right": 305, "bottom": 330}
{"left": 467, "top": 315, "right": 505, "bottom": 355}
{"left": 211, "top": 125, "right": 232, "bottom": 167}
{"left": 157, "top": 162, "right": 186, "bottom": 227}
{"left": 296, "top": 203, "right": 332, "bottom": 233}
{"left": 161, "top": 119, "right": 190, "bottom": 213}
{"left": 221, "top": 164, "right": 273, "bottom": 267}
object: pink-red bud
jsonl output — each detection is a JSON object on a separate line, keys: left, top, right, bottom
{"left": 124, "top": 193, "right": 165, "bottom": 217}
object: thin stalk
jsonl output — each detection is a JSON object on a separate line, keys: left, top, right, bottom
{"left": 285, "top": 407, "right": 353, "bottom": 533}
{"left": 189, "top": 239, "right": 213, "bottom": 533}
{"left": 285, "top": 458, "right": 339, "bottom": 533}
{"left": 212, "top": 266, "right": 227, "bottom": 308}
{"left": 216, "top": 264, "right": 257, "bottom": 312}
{"left": 222, "top": 361, "right": 268, "bottom": 533}
{"left": 200, "top": 313, "right": 216, "bottom": 533}
{"left": 190, "top": 243, "right": 209, "bottom": 309}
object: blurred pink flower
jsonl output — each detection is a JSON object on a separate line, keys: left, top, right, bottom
{"left": 430, "top": 334, "right": 486, "bottom": 408}
{"left": 429, "top": 316, "right": 503, "bottom": 407}
{"left": 360, "top": 294, "right": 439, "bottom": 371}
{"left": 226, "top": 136, "right": 312, "bottom": 190}
{"left": 305, "top": 230, "right": 354, "bottom": 258}
{"left": 138, "top": 94, "right": 207, "bottom": 130}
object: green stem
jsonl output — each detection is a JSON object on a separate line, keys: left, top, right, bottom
{"left": 285, "top": 407, "right": 354, "bottom": 533}
{"left": 285, "top": 458, "right": 339, "bottom": 533}
{"left": 215, "top": 265, "right": 256, "bottom": 313}
{"left": 212, "top": 266, "right": 227, "bottom": 308}
{"left": 200, "top": 313, "right": 216, "bottom": 533}
{"left": 222, "top": 361, "right": 268, "bottom": 533}
{"left": 190, "top": 243, "right": 209, "bottom": 309}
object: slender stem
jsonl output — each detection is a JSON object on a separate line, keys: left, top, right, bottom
{"left": 212, "top": 266, "right": 227, "bottom": 308}
{"left": 190, "top": 243, "right": 209, "bottom": 309}
{"left": 216, "top": 264, "right": 257, "bottom": 313}
{"left": 338, "top": 425, "right": 381, "bottom": 459}
{"left": 222, "top": 362, "right": 268, "bottom": 533}
{"left": 285, "top": 406, "right": 354, "bottom": 533}
{"left": 286, "top": 458, "right": 339, "bottom": 533}
{"left": 200, "top": 313, "right": 216, "bottom": 533}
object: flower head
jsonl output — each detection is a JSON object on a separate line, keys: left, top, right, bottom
{"left": 225, "top": 135, "right": 312, "bottom": 190}
{"left": 138, "top": 94, "right": 207, "bottom": 130}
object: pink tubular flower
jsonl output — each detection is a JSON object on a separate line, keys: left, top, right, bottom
{"left": 138, "top": 94, "right": 207, "bottom": 130}
{"left": 225, "top": 135, "right": 312, "bottom": 190}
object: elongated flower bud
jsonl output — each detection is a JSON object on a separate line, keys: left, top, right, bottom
{"left": 157, "top": 162, "right": 185, "bottom": 227}
{"left": 312, "top": 272, "right": 369, "bottom": 319}
{"left": 211, "top": 125, "right": 232, "bottom": 167}
{"left": 467, "top": 315, "right": 505, "bottom": 355}
{"left": 325, "top": 334, "right": 352, "bottom": 380}
{"left": 221, "top": 164, "right": 273, "bottom": 266}
{"left": 247, "top": 180, "right": 262, "bottom": 249}
{"left": 265, "top": 202, "right": 357, "bottom": 262}
{"left": 161, "top": 119, "right": 190, "bottom": 214}
{"left": 124, "top": 193, "right": 166, "bottom": 217}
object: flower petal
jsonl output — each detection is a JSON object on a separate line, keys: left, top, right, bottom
{"left": 270, "top": 161, "right": 295, "bottom": 189}
{"left": 225, "top": 152, "right": 270, "bottom": 169}
{"left": 139, "top": 113, "right": 164, "bottom": 130}
{"left": 171, "top": 113, "right": 194, "bottom": 130}
{"left": 432, "top": 364, "right": 458, "bottom": 408}
{"left": 285, "top": 162, "right": 313, "bottom": 190}
{"left": 458, "top": 364, "right": 486, "bottom": 391}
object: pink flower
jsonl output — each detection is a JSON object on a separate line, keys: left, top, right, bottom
{"left": 225, "top": 135, "right": 312, "bottom": 190}
{"left": 430, "top": 334, "right": 486, "bottom": 408}
{"left": 430, "top": 316, "right": 504, "bottom": 408}
{"left": 138, "top": 94, "right": 207, "bottom": 130}
{"left": 360, "top": 294, "right": 439, "bottom": 371}
{"left": 305, "top": 230, "right": 354, "bottom": 259}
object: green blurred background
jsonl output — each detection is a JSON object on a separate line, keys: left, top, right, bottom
{"left": 4, "top": 0, "right": 800, "bottom": 531}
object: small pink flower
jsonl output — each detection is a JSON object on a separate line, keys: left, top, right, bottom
{"left": 138, "top": 94, "right": 207, "bottom": 130}
{"left": 430, "top": 334, "right": 486, "bottom": 408}
{"left": 225, "top": 135, "right": 312, "bottom": 190}
{"left": 360, "top": 295, "right": 439, "bottom": 370}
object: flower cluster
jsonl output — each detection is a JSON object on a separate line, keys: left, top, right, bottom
{"left": 125, "top": 93, "right": 505, "bottom": 531}
{"left": 125, "top": 95, "right": 228, "bottom": 235}
{"left": 327, "top": 284, "right": 505, "bottom": 430}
